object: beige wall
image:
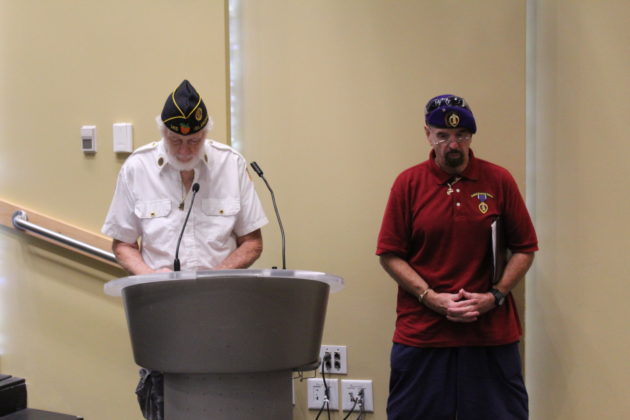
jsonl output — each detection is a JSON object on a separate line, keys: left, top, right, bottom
{"left": 526, "top": 0, "right": 630, "bottom": 418}
{"left": 0, "top": 0, "right": 227, "bottom": 418}
{"left": 1, "top": 0, "right": 628, "bottom": 419}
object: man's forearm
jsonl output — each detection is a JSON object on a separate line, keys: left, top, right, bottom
{"left": 214, "top": 229, "right": 263, "bottom": 270}
{"left": 494, "top": 252, "right": 535, "bottom": 295}
{"left": 380, "top": 253, "right": 474, "bottom": 320}
{"left": 379, "top": 253, "right": 430, "bottom": 297}
{"left": 112, "top": 239, "right": 158, "bottom": 275}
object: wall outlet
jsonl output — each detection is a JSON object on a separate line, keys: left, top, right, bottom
{"left": 307, "top": 378, "right": 339, "bottom": 410}
{"left": 319, "top": 345, "right": 347, "bottom": 374}
{"left": 341, "top": 379, "right": 373, "bottom": 412}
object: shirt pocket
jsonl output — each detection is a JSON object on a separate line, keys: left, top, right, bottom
{"left": 133, "top": 199, "right": 173, "bottom": 246}
{"left": 134, "top": 199, "right": 172, "bottom": 219}
{"left": 201, "top": 198, "right": 240, "bottom": 217}
{"left": 201, "top": 198, "right": 241, "bottom": 245}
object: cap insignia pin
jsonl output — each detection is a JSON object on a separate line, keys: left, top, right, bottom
{"left": 445, "top": 111, "right": 460, "bottom": 128}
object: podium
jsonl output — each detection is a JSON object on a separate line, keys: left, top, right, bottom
{"left": 104, "top": 269, "right": 343, "bottom": 420}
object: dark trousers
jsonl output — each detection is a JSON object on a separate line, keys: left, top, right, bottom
{"left": 136, "top": 369, "right": 164, "bottom": 420}
{"left": 387, "top": 343, "right": 528, "bottom": 420}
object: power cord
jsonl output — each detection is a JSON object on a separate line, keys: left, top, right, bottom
{"left": 315, "top": 353, "right": 332, "bottom": 420}
{"left": 356, "top": 388, "right": 366, "bottom": 420}
{"left": 341, "top": 393, "right": 358, "bottom": 420}
{"left": 341, "top": 388, "right": 366, "bottom": 420}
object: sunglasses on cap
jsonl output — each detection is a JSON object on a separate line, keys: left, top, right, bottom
{"left": 425, "top": 96, "right": 470, "bottom": 115}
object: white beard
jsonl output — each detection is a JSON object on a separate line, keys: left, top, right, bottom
{"left": 164, "top": 140, "right": 206, "bottom": 171}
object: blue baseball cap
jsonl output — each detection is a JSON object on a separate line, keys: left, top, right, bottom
{"left": 424, "top": 94, "right": 476, "bottom": 134}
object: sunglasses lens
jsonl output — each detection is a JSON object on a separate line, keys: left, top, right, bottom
{"left": 425, "top": 96, "right": 468, "bottom": 114}
{"left": 425, "top": 100, "right": 438, "bottom": 114}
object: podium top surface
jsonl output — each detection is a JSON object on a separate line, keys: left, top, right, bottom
{"left": 104, "top": 269, "right": 344, "bottom": 297}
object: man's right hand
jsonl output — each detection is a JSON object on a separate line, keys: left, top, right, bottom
{"left": 423, "top": 289, "right": 482, "bottom": 323}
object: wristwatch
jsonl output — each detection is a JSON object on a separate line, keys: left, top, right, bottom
{"left": 489, "top": 288, "right": 506, "bottom": 306}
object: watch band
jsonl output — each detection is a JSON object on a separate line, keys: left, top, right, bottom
{"left": 490, "top": 288, "right": 506, "bottom": 306}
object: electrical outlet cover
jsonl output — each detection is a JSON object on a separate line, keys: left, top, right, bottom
{"left": 307, "top": 378, "right": 339, "bottom": 410}
{"left": 341, "top": 379, "right": 373, "bottom": 412}
{"left": 319, "top": 345, "right": 347, "bottom": 374}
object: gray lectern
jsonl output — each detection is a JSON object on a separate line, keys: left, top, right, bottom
{"left": 104, "top": 269, "right": 343, "bottom": 420}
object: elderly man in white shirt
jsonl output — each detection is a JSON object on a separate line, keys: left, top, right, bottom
{"left": 103, "top": 79, "right": 268, "bottom": 275}
{"left": 102, "top": 79, "right": 268, "bottom": 420}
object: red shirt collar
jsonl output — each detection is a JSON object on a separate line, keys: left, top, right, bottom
{"left": 428, "top": 149, "right": 479, "bottom": 184}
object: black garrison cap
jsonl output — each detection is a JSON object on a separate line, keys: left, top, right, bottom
{"left": 161, "top": 80, "right": 209, "bottom": 135}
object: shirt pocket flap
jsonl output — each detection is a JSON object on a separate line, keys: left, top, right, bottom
{"left": 134, "top": 199, "right": 172, "bottom": 219}
{"left": 202, "top": 198, "right": 240, "bottom": 216}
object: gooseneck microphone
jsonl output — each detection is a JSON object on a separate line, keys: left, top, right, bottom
{"left": 174, "top": 182, "right": 200, "bottom": 272}
{"left": 250, "top": 161, "right": 286, "bottom": 269}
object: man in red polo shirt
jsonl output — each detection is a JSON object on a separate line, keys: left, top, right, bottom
{"left": 377, "top": 94, "right": 538, "bottom": 420}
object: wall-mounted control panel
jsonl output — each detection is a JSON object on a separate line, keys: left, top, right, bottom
{"left": 81, "top": 125, "right": 96, "bottom": 152}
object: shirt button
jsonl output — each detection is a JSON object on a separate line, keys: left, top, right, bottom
{"left": 456, "top": 202, "right": 461, "bottom": 207}
{"left": 456, "top": 189, "right": 460, "bottom": 193}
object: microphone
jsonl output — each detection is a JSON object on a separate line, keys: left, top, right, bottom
{"left": 250, "top": 161, "right": 286, "bottom": 269}
{"left": 174, "top": 182, "right": 200, "bottom": 272}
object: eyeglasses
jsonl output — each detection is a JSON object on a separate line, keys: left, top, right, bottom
{"left": 431, "top": 130, "right": 472, "bottom": 145}
{"left": 425, "top": 96, "right": 470, "bottom": 115}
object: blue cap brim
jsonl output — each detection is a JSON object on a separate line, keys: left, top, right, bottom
{"left": 425, "top": 106, "right": 476, "bottom": 134}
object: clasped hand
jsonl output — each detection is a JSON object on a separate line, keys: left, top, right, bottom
{"left": 425, "top": 289, "right": 496, "bottom": 323}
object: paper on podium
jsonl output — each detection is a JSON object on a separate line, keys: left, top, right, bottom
{"left": 491, "top": 217, "right": 509, "bottom": 284}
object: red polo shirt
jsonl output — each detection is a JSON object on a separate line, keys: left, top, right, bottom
{"left": 376, "top": 150, "right": 538, "bottom": 347}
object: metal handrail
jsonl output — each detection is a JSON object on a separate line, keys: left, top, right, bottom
{"left": 12, "top": 210, "right": 117, "bottom": 264}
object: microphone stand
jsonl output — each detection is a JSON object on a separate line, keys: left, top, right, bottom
{"left": 174, "top": 183, "right": 200, "bottom": 271}
{"left": 250, "top": 162, "right": 286, "bottom": 270}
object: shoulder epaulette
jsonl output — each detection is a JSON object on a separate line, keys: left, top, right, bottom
{"left": 208, "top": 140, "right": 244, "bottom": 159}
{"left": 131, "top": 141, "right": 160, "bottom": 155}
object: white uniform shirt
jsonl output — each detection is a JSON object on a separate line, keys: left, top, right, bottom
{"left": 102, "top": 139, "right": 268, "bottom": 271}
